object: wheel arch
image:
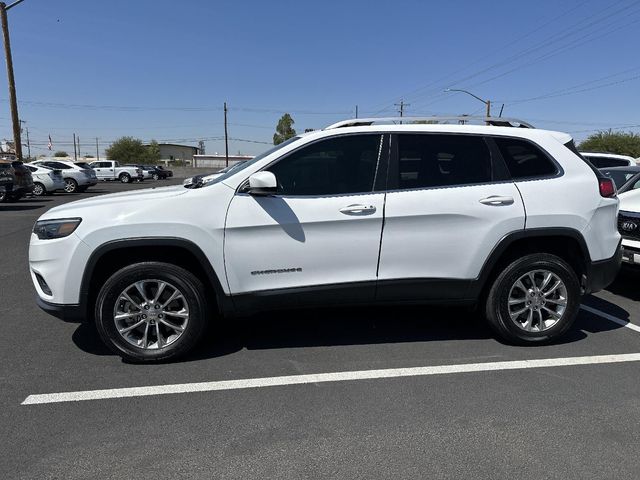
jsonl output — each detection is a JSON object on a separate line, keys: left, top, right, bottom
{"left": 79, "top": 238, "right": 231, "bottom": 321}
{"left": 474, "top": 228, "right": 591, "bottom": 300}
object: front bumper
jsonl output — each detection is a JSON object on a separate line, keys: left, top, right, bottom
{"left": 584, "top": 241, "right": 622, "bottom": 293}
{"left": 36, "top": 296, "right": 85, "bottom": 322}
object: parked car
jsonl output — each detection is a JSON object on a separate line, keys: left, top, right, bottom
{"left": 123, "top": 164, "right": 152, "bottom": 181}
{"left": 30, "top": 159, "right": 98, "bottom": 193}
{"left": 25, "top": 164, "right": 66, "bottom": 196}
{"left": 581, "top": 152, "right": 636, "bottom": 168}
{"left": 600, "top": 166, "right": 640, "bottom": 196}
{"left": 123, "top": 164, "right": 168, "bottom": 180}
{"left": 147, "top": 166, "right": 169, "bottom": 180}
{"left": 618, "top": 189, "right": 640, "bottom": 267}
{"left": 183, "top": 160, "right": 249, "bottom": 187}
{"left": 0, "top": 159, "right": 34, "bottom": 202}
{"left": 30, "top": 116, "right": 621, "bottom": 362}
{"left": 89, "top": 160, "right": 143, "bottom": 183}
{"left": 156, "top": 165, "right": 172, "bottom": 178}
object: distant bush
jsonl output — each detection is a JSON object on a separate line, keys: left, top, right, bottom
{"left": 53, "top": 151, "right": 68, "bottom": 157}
{"left": 579, "top": 131, "right": 640, "bottom": 158}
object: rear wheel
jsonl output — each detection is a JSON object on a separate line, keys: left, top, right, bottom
{"left": 152, "top": 173, "right": 159, "bottom": 180}
{"left": 119, "top": 172, "right": 131, "bottom": 183}
{"left": 95, "top": 262, "right": 209, "bottom": 362}
{"left": 64, "top": 178, "right": 78, "bottom": 193}
{"left": 485, "top": 254, "right": 580, "bottom": 345}
{"left": 32, "top": 182, "right": 46, "bottom": 196}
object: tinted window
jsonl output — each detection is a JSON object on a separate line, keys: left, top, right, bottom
{"left": 396, "top": 134, "right": 492, "bottom": 189}
{"left": 494, "top": 138, "right": 557, "bottom": 179}
{"left": 587, "top": 156, "right": 629, "bottom": 168}
{"left": 46, "top": 161, "right": 70, "bottom": 169}
{"left": 267, "top": 134, "right": 381, "bottom": 195}
{"left": 601, "top": 169, "right": 637, "bottom": 189}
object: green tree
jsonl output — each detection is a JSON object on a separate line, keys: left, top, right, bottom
{"left": 579, "top": 130, "right": 640, "bottom": 158}
{"left": 273, "top": 113, "right": 296, "bottom": 145}
{"left": 53, "top": 151, "right": 68, "bottom": 157}
{"left": 144, "top": 139, "right": 161, "bottom": 164}
{"left": 105, "top": 136, "right": 148, "bottom": 163}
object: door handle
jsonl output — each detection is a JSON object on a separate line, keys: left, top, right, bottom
{"left": 340, "top": 204, "right": 377, "bottom": 215}
{"left": 479, "top": 195, "right": 514, "bottom": 206}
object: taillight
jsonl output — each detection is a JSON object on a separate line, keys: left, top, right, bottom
{"left": 599, "top": 178, "right": 616, "bottom": 198}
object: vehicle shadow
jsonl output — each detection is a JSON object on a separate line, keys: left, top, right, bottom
{"left": 0, "top": 204, "right": 49, "bottom": 211}
{"left": 604, "top": 267, "right": 640, "bottom": 302}
{"left": 71, "top": 297, "right": 631, "bottom": 362}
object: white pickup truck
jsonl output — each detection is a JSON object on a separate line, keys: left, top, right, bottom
{"left": 89, "top": 160, "right": 144, "bottom": 183}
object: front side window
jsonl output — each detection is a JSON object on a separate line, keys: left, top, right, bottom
{"left": 267, "top": 134, "right": 381, "bottom": 196}
{"left": 396, "top": 134, "right": 492, "bottom": 189}
{"left": 494, "top": 137, "right": 557, "bottom": 179}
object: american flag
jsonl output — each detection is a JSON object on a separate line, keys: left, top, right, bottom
{"left": 48, "top": 135, "right": 52, "bottom": 150}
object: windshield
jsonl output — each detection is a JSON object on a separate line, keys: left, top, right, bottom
{"left": 196, "top": 136, "right": 302, "bottom": 188}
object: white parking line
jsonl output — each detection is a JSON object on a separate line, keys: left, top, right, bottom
{"left": 580, "top": 305, "right": 640, "bottom": 333}
{"left": 22, "top": 353, "right": 640, "bottom": 405}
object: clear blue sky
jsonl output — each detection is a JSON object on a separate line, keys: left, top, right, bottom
{"left": 1, "top": 0, "right": 639, "bottom": 157}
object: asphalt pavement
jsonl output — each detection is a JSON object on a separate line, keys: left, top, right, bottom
{"left": 1, "top": 180, "right": 640, "bottom": 479}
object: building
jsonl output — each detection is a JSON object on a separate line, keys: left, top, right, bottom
{"left": 192, "top": 154, "right": 254, "bottom": 169}
{"left": 157, "top": 143, "right": 200, "bottom": 165}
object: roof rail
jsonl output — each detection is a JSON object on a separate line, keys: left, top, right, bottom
{"left": 324, "top": 116, "right": 535, "bottom": 130}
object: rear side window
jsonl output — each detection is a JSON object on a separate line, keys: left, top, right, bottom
{"left": 494, "top": 138, "right": 557, "bottom": 179}
{"left": 396, "top": 134, "right": 492, "bottom": 189}
{"left": 586, "top": 156, "right": 630, "bottom": 168}
{"left": 267, "top": 134, "right": 381, "bottom": 196}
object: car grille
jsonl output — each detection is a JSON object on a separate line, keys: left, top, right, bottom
{"left": 618, "top": 211, "right": 640, "bottom": 240}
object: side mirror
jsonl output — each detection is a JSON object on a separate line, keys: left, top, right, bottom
{"left": 247, "top": 171, "right": 277, "bottom": 196}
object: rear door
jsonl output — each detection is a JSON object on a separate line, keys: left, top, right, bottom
{"left": 377, "top": 133, "right": 525, "bottom": 301}
{"left": 224, "top": 133, "right": 388, "bottom": 304}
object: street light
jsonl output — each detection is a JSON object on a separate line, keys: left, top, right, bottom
{"left": 444, "top": 88, "right": 491, "bottom": 120}
{"left": 0, "top": 0, "right": 26, "bottom": 161}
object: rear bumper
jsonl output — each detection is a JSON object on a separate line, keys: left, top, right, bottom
{"left": 584, "top": 241, "right": 622, "bottom": 294}
{"left": 36, "top": 296, "right": 85, "bottom": 322}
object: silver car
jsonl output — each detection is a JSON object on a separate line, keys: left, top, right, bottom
{"left": 30, "top": 160, "right": 98, "bottom": 193}
{"left": 25, "top": 165, "right": 66, "bottom": 196}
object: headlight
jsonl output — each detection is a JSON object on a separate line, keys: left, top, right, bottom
{"left": 33, "top": 218, "right": 82, "bottom": 240}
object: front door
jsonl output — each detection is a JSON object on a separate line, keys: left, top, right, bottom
{"left": 224, "top": 133, "right": 387, "bottom": 305}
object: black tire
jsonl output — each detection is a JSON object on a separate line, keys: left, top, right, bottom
{"left": 32, "top": 182, "right": 46, "bottom": 196}
{"left": 64, "top": 178, "right": 78, "bottom": 193}
{"left": 119, "top": 172, "right": 131, "bottom": 183}
{"left": 95, "top": 262, "right": 209, "bottom": 362}
{"left": 0, "top": 189, "right": 6, "bottom": 202}
{"left": 485, "top": 253, "right": 580, "bottom": 345}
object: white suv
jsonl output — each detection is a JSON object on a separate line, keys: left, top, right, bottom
{"left": 29, "top": 117, "right": 622, "bottom": 362}
{"left": 30, "top": 159, "right": 98, "bottom": 193}
{"left": 618, "top": 189, "right": 640, "bottom": 266}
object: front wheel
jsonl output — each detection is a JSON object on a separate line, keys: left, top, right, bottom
{"left": 484, "top": 253, "right": 580, "bottom": 345}
{"left": 152, "top": 173, "right": 159, "bottom": 180}
{"left": 95, "top": 262, "right": 209, "bottom": 362}
{"left": 119, "top": 173, "right": 131, "bottom": 183}
{"left": 32, "top": 182, "right": 46, "bottom": 196}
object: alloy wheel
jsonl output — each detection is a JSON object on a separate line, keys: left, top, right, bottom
{"left": 113, "top": 279, "right": 190, "bottom": 349}
{"left": 507, "top": 269, "right": 568, "bottom": 332}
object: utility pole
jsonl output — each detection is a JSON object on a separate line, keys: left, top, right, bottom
{"left": 77, "top": 136, "right": 80, "bottom": 159}
{"left": 223, "top": 101, "right": 229, "bottom": 167}
{"left": 355, "top": 105, "right": 358, "bottom": 118}
{"left": 24, "top": 125, "right": 29, "bottom": 158}
{"left": 95, "top": 137, "right": 99, "bottom": 161}
{"left": 0, "top": 0, "right": 26, "bottom": 161}
{"left": 395, "top": 99, "right": 410, "bottom": 124}
{"left": 73, "top": 133, "right": 77, "bottom": 161}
